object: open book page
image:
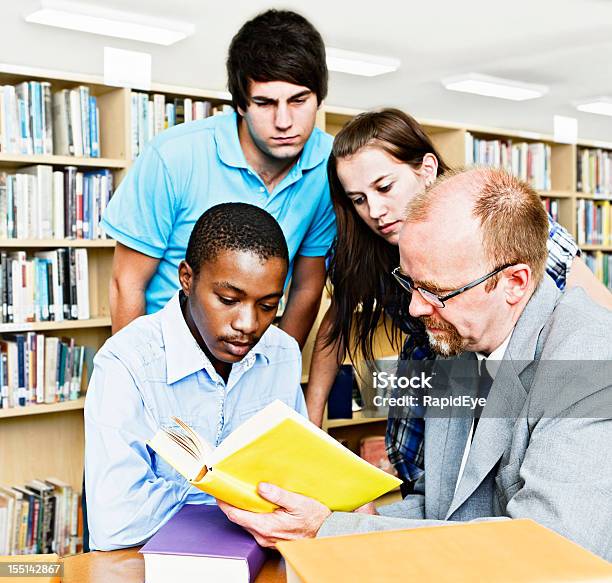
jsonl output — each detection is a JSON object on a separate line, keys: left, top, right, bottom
{"left": 208, "top": 400, "right": 368, "bottom": 465}
{"left": 148, "top": 420, "right": 214, "bottom": 481}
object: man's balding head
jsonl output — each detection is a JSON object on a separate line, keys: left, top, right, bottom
{"left": 397, "top": 167, "right": 549, "bottom": 356}
{"left": 402, "top": 167, "right": 549, "bottom": 287}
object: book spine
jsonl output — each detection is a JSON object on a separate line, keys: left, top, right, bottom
{"left": 75, "top": 249, "right": 89, "bottom": 319}
{"left": 57, "top": 248, "right": 69, "bottom": 320}
{"left": 130, "top": 93, "right": 138, "bottom": 159}
{"left": 0, "top": 251, "right": 6, "bottom": 323}
{"left": 79, "top": 86, "right": 90, "bottom": 157}
{"left": 52, "top": 91, "right": 69, "bottom": 156}
{"left": 41, "top": 82, "right": 53, "bottom": 155}
{"left": 16, "top": 82, "right": 32, "bottom": 155}
{"left": 69, "top": 90, "right": 83, "bottom": 157}
{"left": 75, "top": 172, "right": 83, "bottom": 239}
{"left": 7, "top": 176, "right": 14, "bottom": 238}
{"left": 30, "top": 81, "right": 44, "bottom": 155}
{"left": 184, "top": 98, "right": 193, "bottom": 123}
{"left": 68, "top": 248, "right": 78, "bottom": 320}
{"left": 0, "top": 173, "right": 6, "bottom": 240}
{"left": 89, "top": 96, "right": 99, "bottom": 158}
{"left": 14, "top": 334, "right": 26, "bottom": 406}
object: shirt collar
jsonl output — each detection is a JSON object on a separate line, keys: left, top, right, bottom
{"left": 160, "top": 291, "right": 271, "bottom": 385}
{"left": 476, "top": 330, "right": 513, "bottom": 378}
{"left": 214, "top": 111, "right": 329, "bottom": 172}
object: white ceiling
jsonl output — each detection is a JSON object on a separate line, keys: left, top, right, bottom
{"left": 3, "top": 0, "right": 612, "bottom": 141}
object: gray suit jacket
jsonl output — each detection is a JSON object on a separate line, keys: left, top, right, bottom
{"left": 318, "top": 278, "right": 612, "bottom": 561}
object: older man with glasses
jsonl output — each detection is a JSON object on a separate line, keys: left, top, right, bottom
{"left": 217, "top": 167, "right": 612, "bottom": 563}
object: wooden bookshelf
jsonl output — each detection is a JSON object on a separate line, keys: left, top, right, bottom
{"left": 1, "top": 65, "right": 610, "bottom": 495}
{"left": 0, "top": 239, "right": 116, "bottom": 248}
{"left": 326, "top": 412, "right": 387, "bottom": 429}
{"left": 317, "top": 105, "right": 612, "bottom": 435}
{"left": 0, "top": 64, "right": 237, "bottom": 495}
{"left": 0, "top": 397, "right": 85, "bottom": 419}
{"left": 0, "top": 153, "right": 127, "bottom": 169}
{"left": 0, "top": 64, "right": 127, "bottom": 492}
{"left": 0, "top": 317, "right": 111, "bottom": 334}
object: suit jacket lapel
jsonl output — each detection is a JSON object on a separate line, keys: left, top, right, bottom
{"left": 445, "top": 365, "right": 526, "bottom": 518}
{"left": 442, "top": 278, "right": 561, "bottom": 519}
{"left": 426, "top": 354, "right": 476, "bottom": 519}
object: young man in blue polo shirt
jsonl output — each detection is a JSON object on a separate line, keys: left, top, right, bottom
{"left": 85, "top": 203, "right": 307, "bottom": 551}
{"left": 102, "top": 10, "right": 334, "bottom": 348}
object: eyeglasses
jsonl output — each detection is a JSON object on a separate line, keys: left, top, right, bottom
{"left": 391, "top": 264, "right": 512, "bottom": 308}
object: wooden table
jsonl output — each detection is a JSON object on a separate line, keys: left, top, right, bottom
{"left": 61, "top": 547, "right": 286, "bottom": 583}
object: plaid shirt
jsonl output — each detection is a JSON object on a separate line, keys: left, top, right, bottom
{"left": 385, "top": 217, "right": 580, "bottom": 486}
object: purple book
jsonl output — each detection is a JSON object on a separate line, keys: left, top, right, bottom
{"left": 140, "top": 504, "right": 268, "bottom": 583}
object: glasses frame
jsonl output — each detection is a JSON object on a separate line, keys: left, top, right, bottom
{"left": 391, "top": 264, "right": 513, "bottom": 308}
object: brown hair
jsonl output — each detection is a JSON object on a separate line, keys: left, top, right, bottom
{"left": 326, "top": 108, "right": 451, "bottom": 363}
{"left": 405, "top": 167, "right": 549, "bottom": 287}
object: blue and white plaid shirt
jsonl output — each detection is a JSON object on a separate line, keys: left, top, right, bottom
{"left": 386, "top": 217, "right": 580, "bottom": 487}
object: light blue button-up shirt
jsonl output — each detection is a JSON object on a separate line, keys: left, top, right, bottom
{"left": 84, "top": 292, "right": 306, "bottom": 551}
{"left": 101, "top": 112, "right": 336, "bottom": 314}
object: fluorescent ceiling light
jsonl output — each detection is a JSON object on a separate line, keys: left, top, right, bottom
{"left": 326, "top": 47, "right": 400, "bottom": 77}
{"left": 24, "top": 0, "right": 194, "bottom": 46}
{"left": 442, "top": 73, "right": 548, "bottom": 101}
{"left": 575, "top": 97, "right": 612, "bottom": 117}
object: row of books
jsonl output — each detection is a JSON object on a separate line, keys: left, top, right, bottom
{"left": 577, "top": 148, "right": 612, "bottom": 197}
{"left": 465, "top": 133, "right": 552, "bottom": 191}
{"left": 0, "top": 166, "right": 113, "bottom": 240}
{"left": 584, "top": 251, "right": 612, "bottom": 290}
{"left": 0, "top": 332, "right": 87, "bottom": 408}
{"left": 576, "top": 199, "right": 611, "bottom": 246}
{"left": 542, "top": 197, "right": 560, "bottom": 224}
{"left": 0, "top": 479, "right": 82, "bottom": 556}
{"left": 0, "top": 248, "right": 90, "bottom": 324}
{"left": 131, "top": 92, "right": 233, "bottom": 159}
{"left": 0, "top": 82, "right": 100, "bottom": 157}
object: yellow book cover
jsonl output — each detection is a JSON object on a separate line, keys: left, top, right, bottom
{"left": 278, "top": 519, "right": 612, "bottom": 583}
{"left": 148, "top": 400, "right": 401, "bottom": 513}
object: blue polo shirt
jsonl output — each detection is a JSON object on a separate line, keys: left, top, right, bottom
{"left": 101, "top": 112, "right": 335, "bottom": 314}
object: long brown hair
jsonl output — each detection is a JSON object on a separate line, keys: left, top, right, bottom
{"left": 326, "top": 108, "right": 451, "bottom": 364}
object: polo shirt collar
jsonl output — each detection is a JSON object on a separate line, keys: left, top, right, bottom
{"left": 160, "top": 291, "right": 271, "bottom": 385}
{"left": 215, "top": 111, "right": 328, "bottom": 172}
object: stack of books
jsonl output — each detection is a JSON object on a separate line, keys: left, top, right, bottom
{"left": 465, "top": 133, "right": 552, "bottom": 191}
{"left": 0, "top": 81, "right": 100, "bottom": 157}
{"left": 576, "top": 199, "right": 611, "bottom": 245}
{"left": 584, "top": 252, "right": 612, "bottom": 290}
{"left": 0, "top": 167, "right": 114, "bottom": 240}
{"left": 51, "top": 86, "right": 100, "bottom": 158}
{"left": 140, "top": 504, "right": 266, "bottom": 583}
{"left": 541, "top": 197, "right": 560, "bottom": 224}
{"left": 0, "top": 479, "right": 82, "bottom": 556}
{"left": 0, "top": 248, "right": 90, "bottom": 324}
{"left": 130, "top": 92, "right": 233, "bottom": 158}
{"left": 0, "top": 81, "right": 54, "bottom": 156}
{"left": 577, "top": 148, "right": 612, "bottom": 197}
{"left": 0, "top": 332, "right": 88, "bottom": 408}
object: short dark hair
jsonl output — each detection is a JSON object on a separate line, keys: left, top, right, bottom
{"left": 226, "top": 9, "right": 328, "bottom": 112}
{"left": 185, "top": 203, "right": 289, "bottom": 277}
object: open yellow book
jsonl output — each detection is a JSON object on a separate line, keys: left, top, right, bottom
{"left": 148, "top": 400, "right": 401, "bottom": 513}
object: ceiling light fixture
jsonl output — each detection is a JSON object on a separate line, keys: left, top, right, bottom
{"left": 442, "top": 73, "right": 548, "bottom": 101}
{"left": 575, "top": 97, "right": 612, "bottom": 117}
{"left": 326, "top": 47, "right": 400, "bottom": 77}
{"left": 24, "top": 0, "right": 194, "bottom": 46}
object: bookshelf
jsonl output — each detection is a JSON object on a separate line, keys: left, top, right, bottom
{"left": 0, "top": 64, "right": 233, "bottom": 500}
{"left": 316, "top": 106, "right": 612, "bottom": 447}
{"left": 1, "top": 65, "right": 611, "bottom": 507}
